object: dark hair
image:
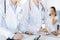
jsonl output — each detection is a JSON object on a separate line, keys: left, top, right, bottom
{"left": 49, "top": 6, "right": 57, "bottom": 16}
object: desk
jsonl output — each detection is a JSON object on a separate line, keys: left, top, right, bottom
{"left": 22, "top": 34, "right": 60, "bottom": 40}
{"left": 0, "top": 33, "right": 60, "bottom": 40}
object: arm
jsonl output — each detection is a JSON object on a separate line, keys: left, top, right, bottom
{"left": 44, "top": 11, "right": 55, "bottom": 33}
{"left": 51, "top": 17, "right": 57, "bottom": 24}
{"left": 0, "top": 27, "right": 15, "bottom": 39}
{"left": 18, "top": 1, "right": 29, "bottom": 33}
{"left": 0, "top": 13, "right": 15, "bottom": 39}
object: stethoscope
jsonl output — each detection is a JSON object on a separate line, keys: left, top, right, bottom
{"left": 10, "top": 1, "right": 17, "bottom": 14}
{"left": 36, "top": 2, "right": 45, "bottom": 24}
{"left": 35, "top": 1, "right": 45, "bottom": 12}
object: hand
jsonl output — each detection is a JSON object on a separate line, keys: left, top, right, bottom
{"left": 13, "top": 33, "right": 23, "bottom": 40}
{"left": 52, "top": 31, "right": 59, "bottom": 36}
{"left": 25, "top": 31, "right": 33, "bottom": 35}
{"left": 39, "top": 28, "right": 48, "bottom": 33}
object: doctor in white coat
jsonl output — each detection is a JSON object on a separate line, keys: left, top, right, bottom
{"left": 0, "top": 0, "right": 29, "bottom": 40}
{"left": 25, "top": 0, "right": 59, "bottom": 36}
{"left": 25, "top": 0, "right": 47, "bottom": 35}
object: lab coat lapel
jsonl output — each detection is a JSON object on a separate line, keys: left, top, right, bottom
{"left": 30, "top": 0, "right": 42, "bottom": 25}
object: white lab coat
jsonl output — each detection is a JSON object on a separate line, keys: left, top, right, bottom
{"left": 0, "top": 0, "right": 29, "bottom": 39}
{"left": 28, "top": 1, "right": 42, "bottom": 33}
{"left": 27, "top": 0, "right": 56, "bottom": 34}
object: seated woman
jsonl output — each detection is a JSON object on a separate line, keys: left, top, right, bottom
{"left": 49, "top": 6, "right": 60, "bottom": 36}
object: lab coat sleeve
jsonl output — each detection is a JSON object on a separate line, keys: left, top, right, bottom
{"left": 18, "top": 13, "right": 28, "bottom": 33}
{"left": 44, "top": 11, "right": 55, "bottom": 33}
{"left": 0, "top": 27, "right": 15, "bottom": 39}
{"left": 0, "top": 14, "right": 15, "bottom": 39}
{"left": 18, "top": 14, "right": 28, "bottom": 33}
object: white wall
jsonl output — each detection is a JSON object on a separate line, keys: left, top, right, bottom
{"left": 46, "top": 0, "right": 60, "bottom": 10}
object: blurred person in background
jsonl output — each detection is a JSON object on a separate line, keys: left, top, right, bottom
{"left": 49, "top": 6, "right": 60, "bottom": 36}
